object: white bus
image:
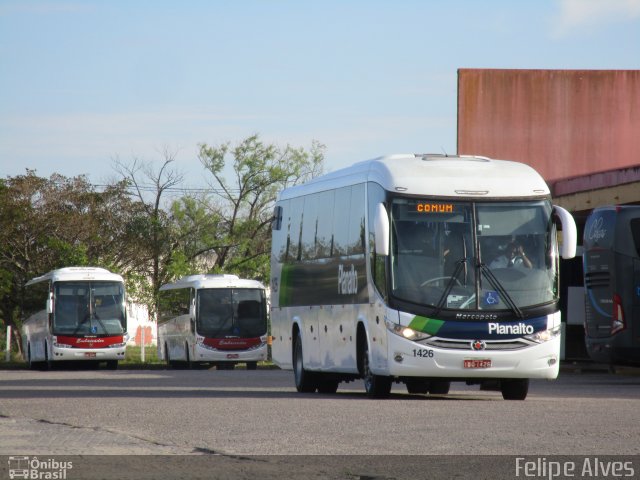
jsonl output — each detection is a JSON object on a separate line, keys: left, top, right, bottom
{"left": 157, "top": 274, "right": 269, "bottom": 369}
{"left": 21, "top": 267, "right": 128, "bottom": 369}
{"left": 270, "top": 154, "right": 577, "bottom": 399}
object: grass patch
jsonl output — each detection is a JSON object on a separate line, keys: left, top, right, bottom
{"left": 123, "top": 344, "right": 160, "bottom": 364}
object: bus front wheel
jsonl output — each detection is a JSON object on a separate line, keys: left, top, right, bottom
{"left": 501, "top": 379, "right": 529, "bottom": 400}
{"left": 27, "top": 344, "right": 36, "bottom": 370}
{"left": 360, "top": 338, "right": 391, "bottom": 399}
{"left": 405, "top": 378, "right": 429, "bottom": 394}
{"left": 293, "top": 331, "right": 317, "bottom": 393}
{"left": 164, "top": 343, "right": 173, "bottom": 369}
{"left": 429, "top": 380, "right": 451, "bottom": 395}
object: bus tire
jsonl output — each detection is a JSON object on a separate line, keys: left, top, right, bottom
{"left": 106, "top": 360, "right": 118, "bottom": 370}
{"left": 293, "top": 330, "right": 317, "bottom": 393}
{"left": 185, "top": 344, "right": 193, "bottom": 369}
{"left": 43, "top": 343, "right": 51, "bottom": 371}
{"left": 360, "top": 336, "right": 391, "bottom": 399}
{"left": 316, "top": 375, "right": 339, "bottom": 394}
{"left": 246, "top": 362, "right": 258, "bottom": 370}
{"left": 27, "top": 344, "right": 36, "bottom": 370}
{"left": 501, "top": 379, "right": 529, "bottom": 400}
{"left": 164, "top": 343, "right": 173, "bottom": 369}
{"left": 428, "top": 380, "right": 451, "bottom": 395}
{"left": 405, "top": 378, "right": 430, "bottom": 394}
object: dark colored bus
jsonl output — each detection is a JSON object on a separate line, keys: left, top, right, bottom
{"left": 583, "top": 206, "right": 640, "bottom": 365}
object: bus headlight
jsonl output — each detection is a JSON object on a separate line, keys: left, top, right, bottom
{"left": 525, "top": 326, "right": 561, "bottom": 343}
{"left": 385, "top": 320, "right": 431, "bottom": 341}
{"left": 53, "top": 342, "right": 73, "bottom": 348}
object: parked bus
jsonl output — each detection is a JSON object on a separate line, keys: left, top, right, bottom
{"left": 583, "top": 205, "right": 640, "bottom": 365}
{"left": 21, "top": 267, "right": 128, "bottom": 369}
{"left": 157, "top": 274, "right": 269, "bottom": 369}
{"left": 270, "top": 154, "right": 577, "bottom": 399}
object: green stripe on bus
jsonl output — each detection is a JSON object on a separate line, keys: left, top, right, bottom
{"left": 408, "top": 316, "right": 444, "bottom": 335}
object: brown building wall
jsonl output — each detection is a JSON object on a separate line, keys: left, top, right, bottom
{"left": 457, "top": 69, "right": 640, "bottom": 184}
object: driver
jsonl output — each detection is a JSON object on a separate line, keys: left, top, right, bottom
{"left": 490, "top": 241, "right": 532, "bottom": 269}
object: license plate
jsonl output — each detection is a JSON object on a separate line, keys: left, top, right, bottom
{"left": 464, "top": 359, "right": 491, "bottom": 369}
{"left": 226, "top": 354, "right": 239, "bottom": 359}
{"left": 84, "top": 352, "right": 97, "bottom": 358}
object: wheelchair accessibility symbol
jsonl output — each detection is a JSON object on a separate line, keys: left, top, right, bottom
{"left": 483, "top": 291, "right": 500, "bottom": 306}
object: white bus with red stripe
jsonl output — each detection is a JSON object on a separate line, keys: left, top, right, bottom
{"left": 21, "top": 267, "right": 128, "bottom": 369}
{"left": 157, "top": 274, "right": 268, "bottom": 369}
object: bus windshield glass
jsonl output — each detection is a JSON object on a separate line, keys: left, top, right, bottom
{"left": 390, "top": 198, "right": 557, "bottom": 312}
{"left": 196, "top": 288, "right": 267, "bottom": 338}
{"left": 53, "top": 281, "right": 126, "bottom": 335}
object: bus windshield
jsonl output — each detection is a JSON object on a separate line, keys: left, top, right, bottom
{"left": 390, "top": 198, "right": 557, "bottom": 313}
{"left": 196, "top": 288, "right": 267, "bottom": 338}
{"left": 53, "top": 281, "right": 126, "bottom": 335}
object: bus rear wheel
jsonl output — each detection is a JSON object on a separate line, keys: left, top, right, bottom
{"left": 501, "top": 379, "right": 529, "bottom": 400}
{"left": 293, "top": 330, "right": 317, "bottom": 393}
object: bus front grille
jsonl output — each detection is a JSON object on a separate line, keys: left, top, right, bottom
{"left": 417, "top": 337, "right": 533, "bottom": 350}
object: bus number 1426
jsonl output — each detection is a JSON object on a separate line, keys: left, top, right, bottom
{"left": 412, "top": 349, "right": 434, "bottom": 358}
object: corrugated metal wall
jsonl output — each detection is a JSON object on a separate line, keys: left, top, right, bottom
{"left": 457, "top": 69, "right": 640, "bottom": 184}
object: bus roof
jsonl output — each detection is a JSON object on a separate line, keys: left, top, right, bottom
{"left": 25, "top": 267, "right": 124, "bottom": 286}
{"left": 278, "top": 154, "right": 550, "bottom": 200}
{"left": 159, "top": 274, "right": 265, "bottom": 291}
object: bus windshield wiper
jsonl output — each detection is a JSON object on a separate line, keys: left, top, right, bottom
{"left": 478, "top": 263, "right": 523, "bottom": 319}
{"left": 432, "top": 258, "right": 466, "bottom": 317}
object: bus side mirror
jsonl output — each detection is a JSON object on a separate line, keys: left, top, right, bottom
{"left": 374, "top": 203, "right": 390, "bottom": 256}
{"left": 189, "top": 299, "right": 196, "bottom": 333}
{"left": 553, "top": 205, "right": 577, "bottom": 259}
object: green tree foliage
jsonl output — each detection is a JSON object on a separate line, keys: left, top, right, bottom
{"left": 0, "top": 135, "right": 325, "bottom": 355}
{"left": 0, "top": 171, "right": 141, "bottom": 355}
{"left": 195, "top": 134, "right": 325, "bottom": 282}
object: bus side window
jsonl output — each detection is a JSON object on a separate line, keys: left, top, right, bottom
{"left": 631, "top": 218, "right": 640, "bottom": 257}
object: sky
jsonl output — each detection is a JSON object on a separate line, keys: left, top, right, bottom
{"left": 1, "top": 0, "right": 639, "bottom": 189}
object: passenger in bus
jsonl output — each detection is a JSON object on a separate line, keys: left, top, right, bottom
{"left": 490, "top": 241, "right": 533, "bottom": 269}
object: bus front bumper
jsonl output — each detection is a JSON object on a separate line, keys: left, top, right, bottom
{"left": 194, "top": 343, "right": 268, "bottom": 363}
{"left": 386, "top": 334, "right": 560, "bottom": 380}
{"left": 52, "top": 346, "right": 126, "bottom": 361}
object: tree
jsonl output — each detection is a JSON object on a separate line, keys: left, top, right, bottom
{"left": 195, "top": 134, "right": 325, "bottom": 282}
{"left": 0, "top": 171, "right": 139, "bottom": 356}
{"left": 112, "top": 148, "right": 186, "bottom": 312}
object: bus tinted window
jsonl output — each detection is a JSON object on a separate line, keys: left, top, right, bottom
{"left": 584, "top": 209, "right": 616, "bottom": 250}
{"left": 197, "top": 288, "right": 266, "bottom": 338}
{"left": 332, "top": 187, "right": 351, "bottom": 257}
{"left": 54, "top": 281, "right": 125, "bottom": 335}
{"left": 630, "top": 218, "right": 640, "bottom": 257}
{"left": 316, "top": 189, "right": 335, "bottom": 259}
{"left": 158, "top": 288, "right": 191, "bottom": 323}
{"left": 348, "top": 184, "right": 366, "bottom": 256}
{"left": 23, "top": 281, "right": 49, "bottom": 319}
